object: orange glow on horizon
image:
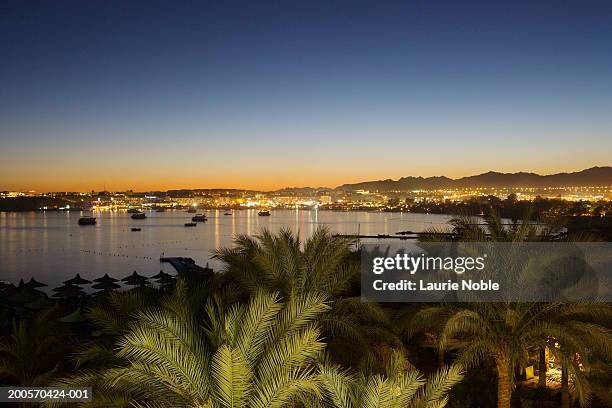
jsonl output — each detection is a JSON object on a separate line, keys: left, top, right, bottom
{"left": 1, "top": 163, "right": 608, "bottom": 193}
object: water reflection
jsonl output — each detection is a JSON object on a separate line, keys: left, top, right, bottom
{"left": 0, "top": 209, "right": 451, "bottom": 288}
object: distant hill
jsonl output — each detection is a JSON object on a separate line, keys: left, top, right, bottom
{"left": 335, "top": 166, "right": 612, "bottom": 191}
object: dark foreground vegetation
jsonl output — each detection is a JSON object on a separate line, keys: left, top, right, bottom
{"left": 1, "top": 209, "right": 611, "bottom": 407}
{"left": 405, "top": 196, "right": 612, "bottom": 221}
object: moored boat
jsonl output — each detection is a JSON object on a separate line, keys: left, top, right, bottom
{"left": 131, "top": 212, "right": 146, "bottom": 219}
{"left": 192, "top": 214, "right": 207, "bottom": 222}
{"left": 78, "top": 216, "right": 96, "bottom": 225}
{"left": 131, "top": 227, "right": 142, "bottom": 231}
{"left": 258, "top": 210, "right": 271, "bottom": 216}
{"left": 184, "top": 222, "right": 197, "bottom": 227}
{"left": 187, "top": 208, "right": 197, "bottom": 213}
{"left": 127, "top": 208, "right": 141, "bottom": 213}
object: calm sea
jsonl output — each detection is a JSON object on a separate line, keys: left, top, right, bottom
{"left": 0, "top": 209, "right": 451, "bottom": 288}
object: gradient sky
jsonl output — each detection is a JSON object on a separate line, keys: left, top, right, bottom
{"left": 1, "top": 0, "right": 612, "bottom": 192}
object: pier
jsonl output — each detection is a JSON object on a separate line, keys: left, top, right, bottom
{"left": 160, "top": 257, "right": 214, "bottom": 278}
{"left": 333, "top": 231, "right": 456, "bottom": 240}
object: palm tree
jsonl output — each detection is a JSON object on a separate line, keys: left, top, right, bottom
{"left": 315, "top": 350, "right": 464, "bottom": 408}
{"left": 407, "top": 208, "right": 612, "bottom": 408}
{"left": 541, "top": 303, "right": 612, "bottom": 408}
{"left": 213, "top": 227, "right": 357, "bottom": 298}
{"left": 71, "top": 288, "right": 158, "bottom": 369}
{"left": 214, "top": 227, "right": 393, "bottom": 367}
{"left": 0, "top": 309, "right": 67, "bottom": 386}
{"left": 409, "top": 302, "right": 612, "bottom": 408}
{"left": 49, "top": 280, "right": 330, "bottom": 407}
{"left": 420, "top": 207, "right": 546, "bottom": 243}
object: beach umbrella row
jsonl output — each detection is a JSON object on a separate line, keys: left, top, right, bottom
{"left": 1, "top": 279, "right": 48, "bottom": 308}
{"left": 51, "top": 271, "right": 173, "bottom": 296}
{"left": 2, "top": 270, "right": 176, "bottom": 301}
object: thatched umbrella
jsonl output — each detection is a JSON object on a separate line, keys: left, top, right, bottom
{"left": 5, "top": 287, "right": 46, "bottom": 304}
{"left": 152, "top": 270, "right": 176, "bottom": 287}
{"left": 93, "top": 273, "right": 119, "bottom": 284}
{"left": 25, "top": 278, "right": 47, "bottom": 288}
{"left": 92, "top": 281, "right": 121, "bottom": 291}
{"left": 0, "top": 281, "right": 15, "bottom": 291}
{"left": 151, "top": 270, "right": 171, "bottom": 280}
{"left": 121, "top": 271, "right": 149, "bottom": 287}
{"left": 64, "top": 274, "right": 91, "bottom": 285}
{"left": 52, "top": 283, "right": 85, "bottom": 298}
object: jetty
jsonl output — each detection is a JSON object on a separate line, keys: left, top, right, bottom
{"left": 160, "top": 256, "right": 214, "bottom": 278}
{"left": 160, "top": 257, "right": 197, "bottom": 272}
{"left": 333, "top": 232, "right": 455, "bottom": 240}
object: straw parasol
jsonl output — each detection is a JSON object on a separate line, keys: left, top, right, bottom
{"left": 151, "top": 270, "right": 171, "bottom": 280}
{"left": 0, "top": 281, "right": 16, "bottom": 290}
{"left": 152, "top": 270, "right": 176, "bottom": 287}
{"left": 64, "top": 274, "right": 92, "bottom": 285}
{"left": 25, "top": 278, "right": 47, "bottom": 288}
{"left": 52, "top": 283, "right": 85, "bottom": 298}
{"left": 92, "top": 281, "right": 121, "bottom": 291}
{"left": 93, "top": 273, "right": 119, "bottom": 283}
{"left": 121, "top": 271, "right": 149, "bottom": 286}
{"left": 5, "top": 287, "right": 47, "bottom": 304}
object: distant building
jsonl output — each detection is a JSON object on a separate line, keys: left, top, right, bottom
{"left": 318, "top": 195, "right": 332, "bottom": 204}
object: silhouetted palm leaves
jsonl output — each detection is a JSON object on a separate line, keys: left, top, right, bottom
{"left": 315, "top": 350, "right": 463, "bottom": 408}
{"left": 0, "top": 309, "right": 67, "bottom": 386}
{"left": 214, "top": 227, "right": 391, "bottom": 366}
{"left": 49, "top": 281, "right": 330, "bottom": 407}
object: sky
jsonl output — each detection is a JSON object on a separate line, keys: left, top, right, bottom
{"left": 1, "top": 0, "right": 611, "bottom": 192}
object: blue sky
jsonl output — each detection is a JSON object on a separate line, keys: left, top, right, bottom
{"left": 1, "top": 0, "right": 611, "bottom": 191}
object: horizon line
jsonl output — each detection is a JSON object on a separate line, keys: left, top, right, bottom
{"left": 2, "top": 165, "right": 611, "bottom": 194}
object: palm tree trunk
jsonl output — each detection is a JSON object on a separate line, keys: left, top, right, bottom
{"left": 497, "top": 357, "right": 512, "bottom": 408}
{"left": 538, "top": 347, "right": 547, "bottom": 389}
{"left": 561, "top": 362, "right": 570, "bottom": 408}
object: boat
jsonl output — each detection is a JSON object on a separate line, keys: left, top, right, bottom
{"left": 131, "top": 212, "right": 146, "bottom": 219}
{"left": 224, "top": 212, "right": 233, "bottom": 216}
{"left": 187, "top": 208, "right": 197, "bottom": 213}
{"left": 156, "top": 208, "right": 166, "bottom": 212}
{"left": 192, "top": 214, "right": 207, "bottom": 222}
{"left": 78, "top": 217, "right": 96, "bottom": 225}
{"left": 131, "top": 227, "right": 142, "bottom": 232}
{"left": 258, "top": 210, "right": 271, "bottom": 216}
{"left": 184, "top": 222, "right": 197, "bottom": 227}
{"left": 127, "top": 208, "right": 141, "bottom": 213}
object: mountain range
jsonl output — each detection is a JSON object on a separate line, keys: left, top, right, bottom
{"left": 335, "top": 166, "right": 612, "bottom": 191}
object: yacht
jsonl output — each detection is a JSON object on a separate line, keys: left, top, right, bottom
{"left": 258, "top": 210, "right": 271, "bottom": 216}
{"left": 78, "top": 216, "right": 96, "bottom": 225}
{"left": 192, "top": 214, "right": 208, "bottom": 222}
